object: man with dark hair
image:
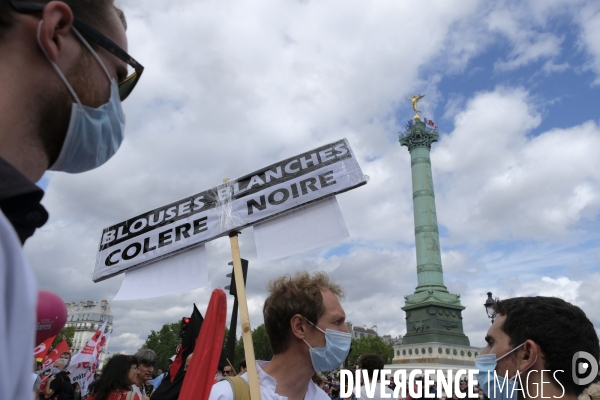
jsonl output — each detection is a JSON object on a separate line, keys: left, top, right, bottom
{"left": 209, "top": 271, "right": 351, "bottom": 400}
{"left": 237, "top": 359, "right": 247, "bottom": 376}
{"left": 132, "top": 349, "right": 156, "bottom": 398}
{"left": 478, "top": 296, "right": 599, "bottom": 400}
{"left": 355, "top": 354, "right": 393, "bottom": 400}
{"left": 0, "top": 0, "right": 141, "bottom": 399}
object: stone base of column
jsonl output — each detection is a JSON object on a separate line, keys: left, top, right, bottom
{"left": 401, "top": 294, "right": 470, "bottom": 346}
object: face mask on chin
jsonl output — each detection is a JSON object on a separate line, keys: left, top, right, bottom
{"left": 36, "top": 20, "right": 125, "bottom": 174}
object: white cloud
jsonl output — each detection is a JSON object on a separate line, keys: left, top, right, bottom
{"left": 575, "top": 3, "right": 600, "bottom": 84}
{"left": 433, "top": 87, "right": 600, "bottom": 242}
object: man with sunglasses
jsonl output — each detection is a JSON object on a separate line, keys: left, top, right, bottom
{"left": 0, "top": 1, "right": 142, "bottom": 399}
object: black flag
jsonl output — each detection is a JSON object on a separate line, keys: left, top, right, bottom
{"left": 151, "top": 304, "right": 203, "bottom": 400}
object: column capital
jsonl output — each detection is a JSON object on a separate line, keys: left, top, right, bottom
{"left": 399, "top": 121, "right": 439, "bottom": 151}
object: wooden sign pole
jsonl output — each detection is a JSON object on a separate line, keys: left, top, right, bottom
{"left": 224, "top": 176, "right": 261, "bottom": 400}
{"left": 229, "top": 232, "right": 261, "bottom": 400}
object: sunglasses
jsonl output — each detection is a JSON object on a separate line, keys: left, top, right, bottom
{"left": 223, "top": 370, "right": 233, "bottom": 375}
{"left": 10, "top": 0, "right": 144, "bottom": 101}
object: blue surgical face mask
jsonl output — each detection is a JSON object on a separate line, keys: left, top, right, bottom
{"left": 37, "top": 21, "right": 125, "bottom": 173}
{"left": 303, "top": 317, "right": 352, "bottom": 372}
{"left": 475, "top": 343, "right": 537, "bottom": 400}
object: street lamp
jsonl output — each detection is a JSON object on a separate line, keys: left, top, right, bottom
{"left": 484, "top": 292, "right": 496, "bottom": 323}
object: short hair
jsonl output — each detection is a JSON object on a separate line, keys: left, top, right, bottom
{"left": 238, "top": 359, "right": 246, "bottom": 370}
{"left": 263, "top": 271, "right": 344, "bottom": 354}
{"left": 60, "top": 352, "right": 71, "bottom": 360}
{"left": 359, "top": 354, "right": 384, "bottom": 380}
{"left": 0, "top": 0, "right": 126, "bottom": 42}
{"left": 134, "top": 349, "right": 157, "bottom": 366}
{"left": 493, "top": 296, "right": 599, "bottom": 396}
{"left": 54, "top": 358, "right": 67, "bottom": 370}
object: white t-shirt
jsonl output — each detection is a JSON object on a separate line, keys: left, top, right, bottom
{"left": 131, "top": 383, "right": 146, "bottom": 399}
{"left": 209, "top": 361, "right": 330, "bottom": 400}
{"left": 0, "top": 211, "right": 38, "bottom": 400}
{"left": 355, "top": 382, "right": 395, "bottom": 400}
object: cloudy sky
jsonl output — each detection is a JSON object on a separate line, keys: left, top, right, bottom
{"left": 27, "top": 0, "right": 600, "bottom": 356}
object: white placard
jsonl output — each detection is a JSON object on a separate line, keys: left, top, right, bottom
{"left": 113, "top": 244, "right": 207, "bottom": 300}
{"left": 94, "top": 138, "right": 366, "bottom": 282}
{"left": 254, "top": 196, "right": 349, "bottom": 262}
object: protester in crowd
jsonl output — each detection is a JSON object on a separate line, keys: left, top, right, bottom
{"left": 209, "top": 271, "right": 350, "bottom": 400}
{"left": 131, "top": 349, "right": 156, "bottom": 398}
{"left": 184, "top": 354, "right": 193, "bottom": 371}
{"left": 214, "top": 363, "right": 226, "bottom": 382}
{"left": 0, "top": 0, "right": 140, "bottom": 397}
{"left": 478, "top": 296, "right": 600, "bottom": 400}
{"left": 428, "top": 381, "right": 437, "bottom": 400}
{"left": 32, "top": 358, "right": 42, "bottom": 399}
{"left": 312, "top": 374, "right": 325, "bottom": 391}
{"left": 388, "top": 376, "right": 397, "bottom": 392}
{"left": 60, "top": 352, "right": 72, "bottom": 368}
{"left": 237, "top": 359, "right": 247, "bottom": 376}
{"left": 73, "top": 383, "right": 81, "bottom": 400}
{"left": 223, "top": 365, "right": 234, "bottom": 378}
{"left": 87, "top": 355, "right": 141, "bottom": 400}
{"left": 44, "top": 358, "right": 71, "bottom": 399}
{"left": 353, "top": 354, "right": 393, "bottom": 400}
{"left": 148, "top": 368, "right": 166, "bottom": 396}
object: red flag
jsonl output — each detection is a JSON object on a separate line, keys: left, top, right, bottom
{"left": 34, "top": 336, "right": 56, "bottom": 362}
{"left": 179, "top": 289, "right": 227, "bottom": 400}
{"left": 42, "top": 339, "right": 70, "bottom": 371}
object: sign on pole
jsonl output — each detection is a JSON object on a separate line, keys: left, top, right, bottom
{"left": 94, "top": 138, "right": 366, "bottom": 282}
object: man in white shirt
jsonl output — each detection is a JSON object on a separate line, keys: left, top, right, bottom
{"left": 209, "top": 271, "right": 352, "bottom": 400}
{"left": 354, "top": 354, "right": 394, "bottom": 400}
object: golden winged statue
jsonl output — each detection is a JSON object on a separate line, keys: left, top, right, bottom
{"left": 406, "top": 94, "right": 425, "bottom": 115}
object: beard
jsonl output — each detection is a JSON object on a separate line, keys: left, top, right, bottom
{"left": 37, "top": 50, "right": 105, "bottom": 167}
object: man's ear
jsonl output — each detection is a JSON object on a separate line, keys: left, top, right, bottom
{"left": 37, "top": 1, "right": 74, "bottom": 62}
{"left": 519, "top": 339, "right": 539, "bottom": 370}
{"left": 290, "top": 314, "right": 308, "bottom": 340}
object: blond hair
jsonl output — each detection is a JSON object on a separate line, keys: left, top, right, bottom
{"left": 263, "top": 271, "right": 344, "bottom": 354}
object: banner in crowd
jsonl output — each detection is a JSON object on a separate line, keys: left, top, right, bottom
{"left": 68, "top": 321, "right": 110, "bottom": 397}
{"left": 34, "top": 336, "right": 56, "bottom": 362}
{"left": 93, "top": 138, "right": 366, "bottom": 282}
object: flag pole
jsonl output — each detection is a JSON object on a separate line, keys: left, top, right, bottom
{"left": 223, "top": 178, "right": 261, "bottom": 400}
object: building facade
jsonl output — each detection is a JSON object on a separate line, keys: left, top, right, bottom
{"left": 64, "top": 300, "right": 113, "bottom": 368}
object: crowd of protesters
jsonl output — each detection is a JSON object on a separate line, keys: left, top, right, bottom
{"left": 29, "top": 272, "right": 600, "bottom": 400}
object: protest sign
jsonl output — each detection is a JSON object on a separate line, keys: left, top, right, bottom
{"left": 68, "top": 321, "right": 110, "bottom": 397}
{"left": 93, "top": 138, "right": 366, "bottom": 282}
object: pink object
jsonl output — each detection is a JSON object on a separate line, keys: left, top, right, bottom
{"left": 36, "top": 291, "right": 67, "bottom": 346}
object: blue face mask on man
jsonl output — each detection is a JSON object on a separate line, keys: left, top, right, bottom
{"left": 303, "top": 317, "right": 352, "bottom": 373}
{"left": 475, "top": 342, "right": 537, "bottom": 400}
{"left": 37, "top": 20, "right": 126, "bottom": 173}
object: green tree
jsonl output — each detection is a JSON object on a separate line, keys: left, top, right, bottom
{"left": 347, "top": 336, "right": 394, "bottom": 365}
{"left": 233, "top": 324, "right": 273, "bottom": 367}
{"left": 140, "top": 322, "right": 181, "bottom": 372}
{"left": 52, "top": 325, "right": 75, "bottom": 349}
